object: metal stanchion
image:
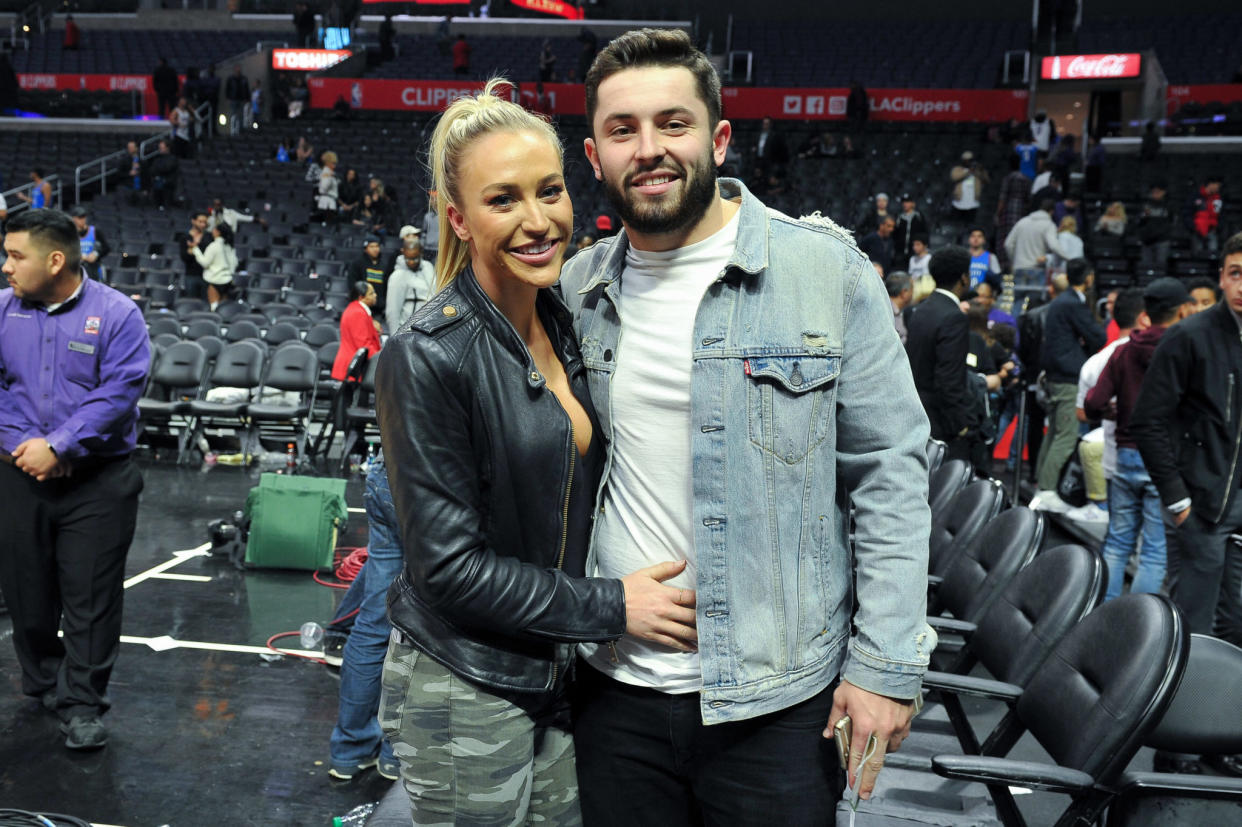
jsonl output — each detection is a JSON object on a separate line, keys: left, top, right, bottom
{"left": 1011, "top": 385, "right": 1030, "bottom": 498}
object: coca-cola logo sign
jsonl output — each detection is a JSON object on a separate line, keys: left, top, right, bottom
{"left": 1040, "top": 53, "right": 1142, "bottom": 80}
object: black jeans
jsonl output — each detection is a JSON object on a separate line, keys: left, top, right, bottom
{"left": 0, "top": 457, "right": 142, "bottom": 719}
{"left": 572, "top": 661, "right": 842, "bottom": 827}
{"left": 1171, "top": 487, "right": 1242, "bottom": 646}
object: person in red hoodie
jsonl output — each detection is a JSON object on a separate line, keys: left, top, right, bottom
{"left": 1085, "top": 277, "right": 1195, "bottom": 603}
{"left": 63, "top": 16, "right": 80, "bottom": 50}
{"left": 332, "top": 280, "right": 382, "bottom": 381}
{"left": 1186, "top": 175, "right": 1223, "bottom": 257}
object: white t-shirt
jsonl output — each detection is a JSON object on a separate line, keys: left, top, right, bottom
{"left": 1077, "top": 336, "right": 1128, "bottom": 479}
{"left": 908, "top": 252, "right": 931, "bottom": 277}
{"left": 1032, "top": 170, "right": 1053, "bottom": 192}
{"left": 953, "top": 174, "right": 979, "bottom": 210}
{"left": 579, "top": 211, "right": 740, "bottom": 693}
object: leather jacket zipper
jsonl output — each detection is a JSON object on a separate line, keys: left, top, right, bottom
{"left": 551, "top": 426, "right": 576, "bottom": 688}
{"left": 1220, "top": 372, "right": 1242, "bottom": 524}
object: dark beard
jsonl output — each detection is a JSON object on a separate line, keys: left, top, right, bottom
{"left": 603, "top": 155, "right": 718, "bottom": 237}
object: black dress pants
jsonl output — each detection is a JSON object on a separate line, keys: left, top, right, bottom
{"left": 0, "top": 457, "right": 142, "bottom": 719}
{"left": 573, "top": 661, "right": 842, "bottom": 827}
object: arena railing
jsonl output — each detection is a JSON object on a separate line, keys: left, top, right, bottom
{"left": 2, "top": 174, "right": 64, "bottom": 217}
{"left": 75, "top": 99, "right": 211, "bottom": 205}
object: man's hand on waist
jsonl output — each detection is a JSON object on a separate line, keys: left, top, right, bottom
{"left": 620, "top": 559, "right": 697, "bottom": 652}
{"left": 826, "top": 680, "right": 919, "bottom": 801}
{"left": 13, "top": 438, "right": 72, "bottom": 482}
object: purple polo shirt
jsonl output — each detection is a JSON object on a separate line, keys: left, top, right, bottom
{"left": 0, "top": 277, "right": 150, "bottom": 460}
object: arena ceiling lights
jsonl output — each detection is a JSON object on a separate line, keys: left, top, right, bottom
{"left": 361, "top": 0, "right": 584, "bottom": 19}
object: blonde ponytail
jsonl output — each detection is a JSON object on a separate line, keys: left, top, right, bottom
{"left": 428, "top": 77, "right": 563, "bottom": 291}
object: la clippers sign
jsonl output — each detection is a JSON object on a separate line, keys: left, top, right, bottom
{"left": 1040, "top": 53, "right": 1142, "bottom": 81}
{"left": 272, "top": 49, "right": 351, "bottom": 71}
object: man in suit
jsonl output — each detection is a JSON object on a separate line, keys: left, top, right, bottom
{"left": 906, "top": 246, "right": 975, "bottom": 460}
{"left": 752, "top": 116, "right": 788, "bottom": 182}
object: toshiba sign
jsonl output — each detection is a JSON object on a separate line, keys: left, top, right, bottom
{"left": 1040, "top": 53, "right": 1142, "bottom": 81}
{"left": 272, "top": 49, "right": 351, "bottom": 71}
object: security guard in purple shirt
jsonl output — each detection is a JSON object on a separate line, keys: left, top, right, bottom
{"left": 0, "top": 208, "right": 149, "bottom": 750}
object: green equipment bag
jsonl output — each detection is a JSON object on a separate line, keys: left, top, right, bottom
{"left": 243, "top": 473, "right": 348, "bottom": 571}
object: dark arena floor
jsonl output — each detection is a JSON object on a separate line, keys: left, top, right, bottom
{"left": 0, "top": 461, "right": 390, "bottom": 825}
{"left": 0, "top": 459, "right": 1209, "bottom": 826}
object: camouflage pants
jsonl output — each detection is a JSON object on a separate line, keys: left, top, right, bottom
{"left": 379, "top": 631, "right": 581, "bottom": 826}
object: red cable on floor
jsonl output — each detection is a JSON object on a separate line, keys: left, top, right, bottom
{"left": 312, "top": 547, "right": 369, "bottom": 589}
{"left": 265, "top": 630, "right": 326, "bottom": 663}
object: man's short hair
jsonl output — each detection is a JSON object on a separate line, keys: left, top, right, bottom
{"left": 1038, "top": 198, "right": 1057, "bottom": 214}
{"left": 1186, "top": 275, "right": 1219, "bottom": 298}
{"left": 584, "top": 28, "right": 721, "bottom": 133}
{"left": 884, "top": 272, "right": 912, "bottom": 298}
{"left": 992, "top": 323, "right": 1016, "bottom": 351}
{"left": 1222, "top": 232, "right": 1242, "bottom": 266}
{"left": 4, "top": 208, "right": 81, "bottom": 275}
{"left": 928, "top": 245, "right": 971, "bottom": 289}
{"left": 1112, "top": 287, "right": 1145, "bottom": 329}
{"left": 1065, "top": 258, "right": 1092, "bottom": 287}
{"left": 911, "top": 233, "right": 929, "bottom": 246}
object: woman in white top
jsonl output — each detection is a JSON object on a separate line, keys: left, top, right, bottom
{"left": 316, "top": 150, "right": 340, "bottom": 221}
{"left": 1050, "top": 215, "right": 1085, "bottom": 275}
{"left": 1095, "top": 201, "right": 1127, "bottom": 237}
{"left": 189, "top": 223, "right": 239, "bottom": 308}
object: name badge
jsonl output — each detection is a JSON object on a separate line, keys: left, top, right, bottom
{"left": 68, "top": 341, "right": 96, "bottom": 355}
{"left": 965, "top": 352, "right": 978, "bottom": 368}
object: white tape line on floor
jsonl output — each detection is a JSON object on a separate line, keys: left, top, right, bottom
{"left": 122, "top": 544, "right": 211, "bottom": 590}
{"left": 121, "top": 634, "right": 319, "bottom": 658}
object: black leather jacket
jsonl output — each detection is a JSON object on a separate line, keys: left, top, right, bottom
{"left": 376, "top": 266, "right": 626, "bottom": 695}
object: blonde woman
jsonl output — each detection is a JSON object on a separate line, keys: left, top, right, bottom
{"left": 374, "top": 79, "right": 693, "bottom": 824}
{"left": 1051, "top": 215, "right": 1085, "bottom": 274}
{"left": 1095, "top": 201, "right": 1127, "bottom": 237}
{"left": 316, "top": 150, "right": 339, "bottom": 222}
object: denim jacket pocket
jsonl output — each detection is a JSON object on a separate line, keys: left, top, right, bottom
{"left": 746, "top": 353, "right": 840, "bottom": 464}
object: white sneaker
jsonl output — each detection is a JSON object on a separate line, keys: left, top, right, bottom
{"left": 1030, "top": 489, "right": 1072, "bottom": 514}
{"left": 1067, "top": 503, "right": 1110, "bottom": 524}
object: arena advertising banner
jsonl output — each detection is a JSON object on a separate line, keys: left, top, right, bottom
{"left": 724, "top": 87, "right": 1030, "bottom": 122}
{"left": 272, "top": 49, "right": 351, "bottom": 71}
{"left": 18, "top": 72, "right": 159, "bottom": 113}
{"left": 308, "top": 79, "right": 1028, "bottom": 122}
{"left": 1167, "top": 84, "right": 1242, "bottom": 114}
{"left": 359, "top": 0, "right": 584, "bottom": 16}
{"left": 21, "top": 73, "right": 1238, "bottom": 122}
{"left": 307, "top": 77, "right": 585, "bottom": 113}
{"left": 508, "top": 0, "right": 584, "bottom": 20}
{"left": 1040, "top": 53, "right": 1142, "bottom": 81}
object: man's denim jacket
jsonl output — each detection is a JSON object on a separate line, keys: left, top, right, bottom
{"left": 560, "top": 179, "right": 935, "bottom": 724}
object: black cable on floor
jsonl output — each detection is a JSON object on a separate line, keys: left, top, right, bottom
{"left": 0, "top": 810, "right": 93, "bottom": 827}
